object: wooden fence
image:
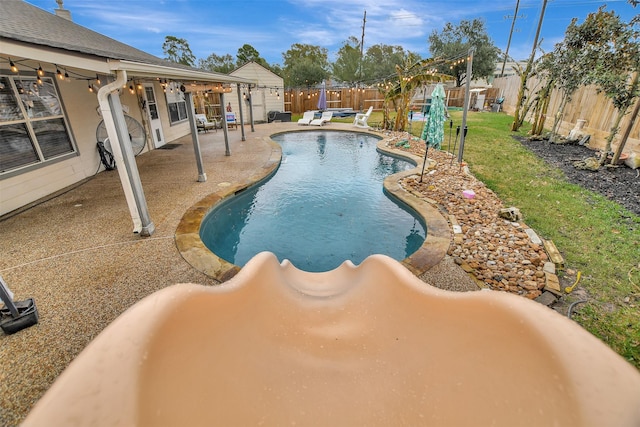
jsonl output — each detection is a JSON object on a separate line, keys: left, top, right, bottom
{"left": 492, "top": 75, "right": 639, "bottom": 154}
{"left": 282, "top": 86, "right": 503, "bottom": 114}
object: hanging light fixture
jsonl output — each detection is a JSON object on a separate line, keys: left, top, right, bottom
{"left": 56, "top": 66, "right": 63, "bottom": 80}
{"left": 129, "top": 85, "right": 134, "bottom": 94}
{"left": 36, "top": 75, "right": 42, "bottom": 85}
{"left": 10, "top": 59, "right": 18, "bottom": 73}
{"left": 88, "top": 83, "right": 94, "bottom": 92}
{"left": 37, "top": 64, "right": 44, "bottom": 76}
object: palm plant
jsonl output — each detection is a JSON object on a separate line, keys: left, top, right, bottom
{"left": 380, "top": 57, "right": 453, "bottom": 132}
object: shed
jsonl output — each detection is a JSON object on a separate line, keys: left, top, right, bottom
{"left": 228, "top": 62, "right": 285, "bottom": 123}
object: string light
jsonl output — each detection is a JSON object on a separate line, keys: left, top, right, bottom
{"left": 56, "top": 67, "right": 63, "bottom": 80}
{"left": 37, "top": 64, "right": 44, "bottom": 76}
{"left": 10, "top": 59, "right": 18, "bottom": 73}
{"left": 88, "top": 84, "right": 94, "bottom": 93}
{"left": 36, "top": 75, "right": 42, "bottom": 85}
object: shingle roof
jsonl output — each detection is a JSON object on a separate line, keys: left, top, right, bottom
{"left": 0, "top": 0, "right": 241, "bottom": 81}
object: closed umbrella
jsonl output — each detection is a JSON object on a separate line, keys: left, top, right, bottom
{"left": 317, "top": 81, "right": 327, "bottom": 111}
{"left": 419, "top": 83, "right": 446, "bottom": 182}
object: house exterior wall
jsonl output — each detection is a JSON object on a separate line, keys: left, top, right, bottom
{"left": 0, "top": 75, "right": 189, "bottom": 217}
{"left": 228, "top": 63, "right": 284, "bottom": 123}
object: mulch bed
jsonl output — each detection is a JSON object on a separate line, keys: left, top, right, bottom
{"left": 515, "top": 136, "right": 639, "bottom": 216}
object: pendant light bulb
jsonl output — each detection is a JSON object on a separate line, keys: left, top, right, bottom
{"left": 10, "top": 59, "right": 18, "bottom": 73}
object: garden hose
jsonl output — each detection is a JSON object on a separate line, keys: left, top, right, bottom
{"left": 567, "top": 300, "right": 588, "bottom": 319}
{"left": 564, "top": 271, "right": 582, "bottom": 293}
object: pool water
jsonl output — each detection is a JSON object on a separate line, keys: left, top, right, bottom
{"left": 200, "top": 131, "right": 426, "bottom": 272}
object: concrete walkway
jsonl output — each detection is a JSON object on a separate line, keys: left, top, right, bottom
{"left": 0, "top": 122, "right": 476, "bottom": 425}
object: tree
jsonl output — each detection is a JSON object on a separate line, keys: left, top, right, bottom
{"left": 162, "top": 35, "right": 196, "bottom": 66}
{"left": 428, "top": 19, "right": 500, "bottom": 87}
{"left": 381, "top": 57, "right": 453, "bottom": 131}
{"left": 362, "top": 44, "right": 415, "bottom": 83}
{"left": 567, "top": 7, "right": 640, "bottom": 164}
{"left": 197, "top": 53, "right": 235, "bottom": 74}
{"left": 332, "top": 36, "right": 361, "bottom": 83}
{"left": 535, "top": 27, "right": 592, "bottom": 140}
{"left": 236, "top": 44, "right": 269, "bottom": 68}
{"left": 282, "top": 43, "right": 329, "bottom": 87}
{"left": 285, "top": 59, "right": 328, "bottom": 87}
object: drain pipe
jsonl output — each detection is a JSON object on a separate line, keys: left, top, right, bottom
{"left": 97, "top": 70, "right": 155, "bottom": 236}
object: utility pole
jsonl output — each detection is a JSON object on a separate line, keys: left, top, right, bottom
{"left": 511, "top": 0, "right": 548, "bottom": 131}
{"left": 500, "top": 0, "right": 521, "bottom": 77}
{"left": 358, "top": 10, "right": 366, "bottom": 110}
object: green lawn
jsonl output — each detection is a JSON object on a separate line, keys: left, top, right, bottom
{"left": 447, "top": 112, "right": 639, "bottom": 368}
{"left": 297, "top": 110, "right": 640, "bottom": 368}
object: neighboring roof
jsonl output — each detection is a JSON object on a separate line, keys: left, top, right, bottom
{"left": 231, "top": 61, "right": 283, "bottom": 82}
{"left": 0, "top": 0, "right": 253, "bottom": 84}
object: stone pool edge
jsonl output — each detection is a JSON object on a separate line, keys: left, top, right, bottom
{"left": 175, "top": 130, "right": 451, "bottom": 282}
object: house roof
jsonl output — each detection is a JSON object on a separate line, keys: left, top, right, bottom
{"left": 0, "top": 0, "right": 253, "bottom": 85}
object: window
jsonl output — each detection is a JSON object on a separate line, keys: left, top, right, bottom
{"left": 165, "top": 82, "right": 187, "bottom": 124}
{"left": 0, "top": 75, "right": 75, "bottom": 176}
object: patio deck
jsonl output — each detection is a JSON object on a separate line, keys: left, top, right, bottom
{"left": 0, "top": 122, "right": 476, "bottom": 425}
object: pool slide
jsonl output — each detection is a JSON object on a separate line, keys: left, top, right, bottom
{"left": 23, "top": 252, "right": 640, "bottom": 426}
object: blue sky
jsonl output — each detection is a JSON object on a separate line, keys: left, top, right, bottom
{"left": 27, "top": 0, "right": 638, "bottom": 65}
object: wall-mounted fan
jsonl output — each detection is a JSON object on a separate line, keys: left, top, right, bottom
{"left": 96, "top": 114, "right": 147, "bottom": 156}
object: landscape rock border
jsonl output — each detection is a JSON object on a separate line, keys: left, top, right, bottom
{"left": 381, "top": 132, "right": 564, "bottom": 301}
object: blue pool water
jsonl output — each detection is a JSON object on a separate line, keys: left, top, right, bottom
{"left": 200, "top": 131, "right": 426, "bottom": 272}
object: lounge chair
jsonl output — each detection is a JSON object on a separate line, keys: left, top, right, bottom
{"left": 225, "top": 112, "right": 238, "bottom": 130}
{"left": 310, "top": 111, "right": 333, "bottom": 126}
{"left": 195, "top": 114, "right": 217, "bottom": 132}
{"left": 353, "top": 106, "right": 373, "bottom": 128}
{"left": 297, "top": 111, "right": 315, "bottom": 125}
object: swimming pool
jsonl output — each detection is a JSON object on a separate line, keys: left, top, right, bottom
{"left": 199, "top": 131, "right": 426, "bottom": 272}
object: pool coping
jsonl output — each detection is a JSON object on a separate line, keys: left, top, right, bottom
{"left": 175, "top": 129, "right": 451, "bottom": 282}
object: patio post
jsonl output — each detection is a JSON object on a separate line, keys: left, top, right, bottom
{"left": 185, "top": 92, "right": 206, "bottom": 182}
{"left": 108, "top": 93, "right": 155, "bottom": 237}
{"left": 247, "top": 85, "right": 255, "bottom": 133}
{"left": 219, "top": 92, "right": 231, "bottom": 156}
{"left": 236, "top": 83, "right": 246, "bottom": 141}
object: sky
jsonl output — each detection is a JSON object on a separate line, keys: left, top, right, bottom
{"left": 26, "top": 0, "right": 639, "bottom": 66}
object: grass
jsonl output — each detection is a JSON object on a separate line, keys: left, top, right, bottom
{"left": 427, "top": 111, "right": 640, "bottom": 368}
{"left": 295, "top": 110, "right": 640, "bottom": 368}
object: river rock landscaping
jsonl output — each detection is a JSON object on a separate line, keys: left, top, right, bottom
{"left": 385, "top": 133, "right": 563, "bottom": 300}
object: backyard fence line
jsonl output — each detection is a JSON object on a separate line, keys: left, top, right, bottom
{"left": 492, "top": 75, "right": 639, "bottom": 154}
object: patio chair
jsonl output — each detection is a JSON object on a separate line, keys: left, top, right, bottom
{"left": 297, "top": 111, "right": 315, "bottom": 125}
{"left": 195, "top": 114, "right": 217, "bottom": 132}
{"left": 310, "top": 111, "right": 333, "bottom": 126}
{"left": 353, "top": 106, "right": 373, "bottom": 128}
{"left": 225, "top": 112, "right": 238, "bottom": 130}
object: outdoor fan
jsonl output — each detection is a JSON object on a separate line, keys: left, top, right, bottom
{"left": 96, "top": 114, "right": 147, "bottom": 156}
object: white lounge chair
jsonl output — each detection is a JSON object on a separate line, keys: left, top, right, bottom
{"left": 195, "top": 114, "right": 217, "bottom": 132}
{"left": 353, "top": 106, "right": 373, "bottom": 128}
{"left": 297, "top": 111, "right": 315, "bottom": 125}
{"left": 310, "top": 111, "right": 333, "bottom": 126}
